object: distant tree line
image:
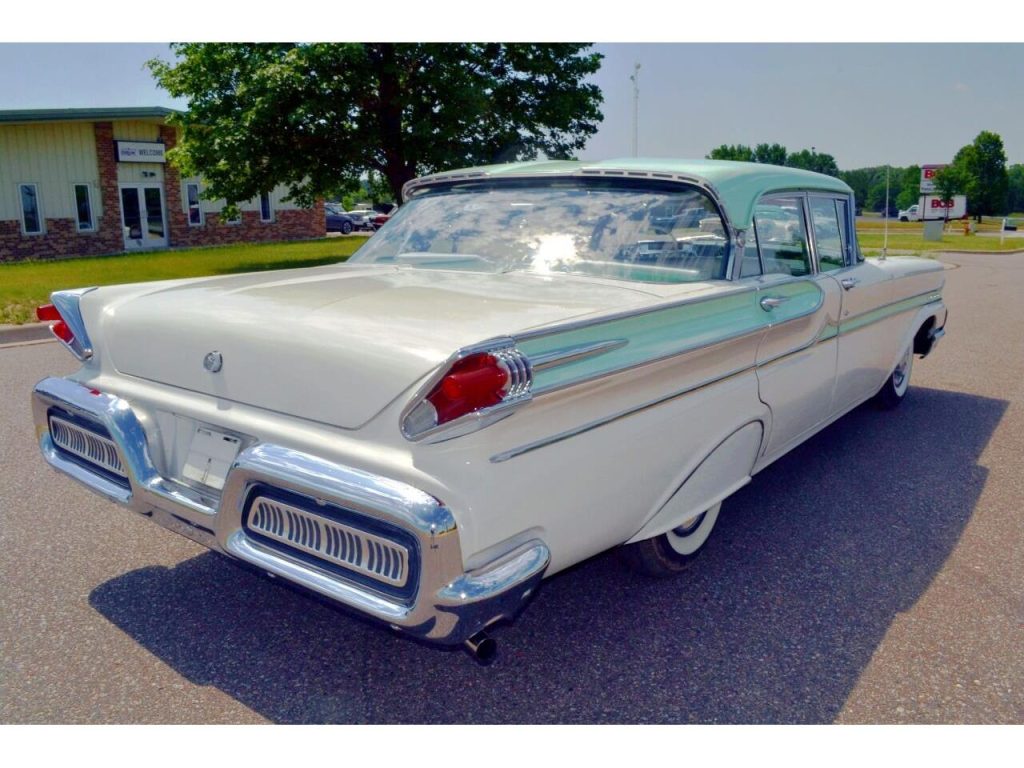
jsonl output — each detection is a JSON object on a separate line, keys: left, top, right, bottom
{"left": 707, "top": 143, "right": 839, "bottom": 177}
{"left": 708, "top": 131, "right": 1021, "bottom": 217}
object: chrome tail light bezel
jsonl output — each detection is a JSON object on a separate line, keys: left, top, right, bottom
{"left": 400, "top": 338, "right": 534, "bottom": 443}
{"left": 44, "top": 288, "right": 97, "bottom": 361}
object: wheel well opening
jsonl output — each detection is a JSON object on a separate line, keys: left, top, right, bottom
{"left": 913, "top": 317, "right": 936, "bottom": 356}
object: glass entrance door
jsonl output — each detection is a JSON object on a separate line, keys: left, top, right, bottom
{"left": 120, "top": 184, "right": 167, "bottom": 249}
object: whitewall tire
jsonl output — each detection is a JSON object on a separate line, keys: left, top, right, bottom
{"left": 621, "top": 501, "right": 723, "bottom": 577}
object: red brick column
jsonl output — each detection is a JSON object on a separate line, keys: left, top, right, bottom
{"left": 93, "top": 122, "right": 124, "bottom": 253}
{"left": 159, "top": 124, "right": 188, "bottom": 247}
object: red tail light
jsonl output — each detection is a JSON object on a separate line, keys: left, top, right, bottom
{"left": 427, "top": 353, "right": 510, "bottom": 425}
{"left": 402, "top": 344, "right": 533, "bottom": 440}
{"left": 36, "top": 303, "right": 74, "bottom": 344}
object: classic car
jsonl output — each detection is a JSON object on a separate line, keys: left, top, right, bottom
{"left": 32, "top": 159, "right": 947, "bottom": 662}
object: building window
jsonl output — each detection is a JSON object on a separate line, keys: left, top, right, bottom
{"left": 19, "top": 183, "right": 43, "bottom": 234}
{"left": 185, "top": 182, "right": 203, "bottom": 226}
{"left": 225, "top": 210, "right": 242, "bottom": 225}
{"left": 260, "top": 192, "right": 273, "bottom": 223}
{"left": 73, "top": 184, "right": 94, "bottom": 231}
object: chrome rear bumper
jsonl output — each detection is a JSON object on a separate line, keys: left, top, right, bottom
{"left": 32, "top": 376, "right": 549, "bottom": 646}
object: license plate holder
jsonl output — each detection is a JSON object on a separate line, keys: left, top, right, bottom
{"left": 182, "top": 426, "right": 241, "bottom": 490}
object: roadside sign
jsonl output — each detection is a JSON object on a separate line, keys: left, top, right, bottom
{"left": 920, "top": 164, "right": 946, "bottom": 194}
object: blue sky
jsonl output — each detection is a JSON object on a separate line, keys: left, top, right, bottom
{"left": 1, "top": 43, "right": 1020, "bottom": 169}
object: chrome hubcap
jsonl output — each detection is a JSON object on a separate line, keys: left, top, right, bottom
{"left": 673, "top": 511, "right": 706, "bottom": 537}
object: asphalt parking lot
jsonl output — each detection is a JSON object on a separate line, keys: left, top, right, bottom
{"left": 1, "top": 252, "right": 1021, "bottom": 724}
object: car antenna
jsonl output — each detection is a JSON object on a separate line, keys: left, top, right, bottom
{"left": 881, "top": 165, "right": 889, "bottom": 261}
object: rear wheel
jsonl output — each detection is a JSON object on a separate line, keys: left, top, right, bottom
{"left": 874, "top": 343, "right": 913, "bottom": 409}
{"left": 620, "top": 501, "right": 722, "bottom": 577}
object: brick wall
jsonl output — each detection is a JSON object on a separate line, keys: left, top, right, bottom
{"left": 0, "top": 121, "right": 325, "bottom": 263}
{"left": 0, "top": 122, "right": 126, "bottom": 263}
{"left": 162, "top": 124, "right": 325, "bottom": 249}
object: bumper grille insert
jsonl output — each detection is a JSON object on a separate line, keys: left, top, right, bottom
{"left": 247, "top": 495, "right": 409, "bottom": 588}
{"left": 49, "top": 414, "right": 127, "bottom": 481}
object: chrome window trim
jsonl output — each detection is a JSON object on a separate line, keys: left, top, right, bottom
{"left": 185, "top": 182, "right": 204, "bottom": 227}
{"left": 72, "top": 183, "right": 96, "bottom": 232}
{"left": 807, "top": 191, "right": 858, "bottom": 273}
{"left": 18, "top": 182, "right": 45, "bottom": 236}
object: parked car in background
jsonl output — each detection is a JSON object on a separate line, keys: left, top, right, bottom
{"left": 325, "top": 204, "right": 358, "bottom": 235}
{"left": 30, "top": 159, "right": 947, "bottom": 662}
{"left": 345, "top": 208, "right": 379, "bottom": 231}
{"left": 370, "top": 209, "right": 396, "bottom": 229}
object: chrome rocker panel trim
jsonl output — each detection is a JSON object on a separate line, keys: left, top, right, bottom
{"left": 32, "top": 376, "right": 549, "bottom": 646}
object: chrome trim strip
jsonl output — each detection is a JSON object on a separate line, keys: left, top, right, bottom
{"left": 513, "top": 281, "right": 765, "bottom": 344}
{"left": 492, "top": 292, "right": 946, "bottom": 462}
{"left": 530, "top": 339, "right": 629, "bottom": 372}
{"left": 490, "top": 363, "right": 755, "bottom": 464}
{"left": 530, "top": 323, "right": 769, "bottom": 398}
{"left": 523, "top": 280, "right": 823, "bottom": 398}
{"left": 838, "top": 291, "right": 943, "bottom": 334}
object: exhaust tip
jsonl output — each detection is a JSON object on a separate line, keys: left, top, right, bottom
{"left": 465, "top": 631, "right": 497, "bottom": 664}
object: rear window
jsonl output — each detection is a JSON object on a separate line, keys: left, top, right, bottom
{"left": 350, "top": 179, "right": 731, "bottom": 284}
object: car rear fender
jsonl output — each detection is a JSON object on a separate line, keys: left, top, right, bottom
{"left": 625, "top": 421, "right": 764, "bottom": 544}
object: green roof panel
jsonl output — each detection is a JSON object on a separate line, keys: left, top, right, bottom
{"left": 411, "top": 157, "right": 853, "bottom": 230}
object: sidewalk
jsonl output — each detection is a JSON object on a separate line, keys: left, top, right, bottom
{"left": 0, "top": 322, "right": 53, "bottom": 346}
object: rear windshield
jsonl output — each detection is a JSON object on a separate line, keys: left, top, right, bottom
{"left": 349, "top": 179, "right": 731, "bottom": 284}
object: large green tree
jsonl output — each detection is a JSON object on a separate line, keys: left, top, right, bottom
{"left": 149, "top": 43, "right": 604, "bottom": 204}
{"left": 949, "top": 130, "right": 1010, "bottom": 218}
{"left": 895, "top": 165, "right": 921, "bottom": 211}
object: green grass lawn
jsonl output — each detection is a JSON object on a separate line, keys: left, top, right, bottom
{"left": 0, "top": 236, "right": 368, "bottom": 325}
{"left": 856, "top": 231, "right": 1024, "bottom": 254}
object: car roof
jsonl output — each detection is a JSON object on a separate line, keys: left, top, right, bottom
{"left": 405, "top": 158, "right": 852, "bottom": 231}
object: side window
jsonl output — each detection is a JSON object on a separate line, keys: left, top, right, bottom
{"left": 19, "top": 183, "right": 43, "bottom": 234}
{"left": 752, "top": 196, "right": 811, "bottom": 277}
{"left": 739, "top": 221, "right": 762, "bottom": 277}
{"left": 185, "top": 182, "right": 203, "bottom": 226}
{"left": 809, "top": 197, "right": 845, "bottom": 272}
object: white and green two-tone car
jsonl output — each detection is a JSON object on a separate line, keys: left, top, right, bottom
{"left": 32, "top": 159, "right": 947, "bottom": 661}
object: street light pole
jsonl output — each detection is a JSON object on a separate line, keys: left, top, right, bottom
{"left": 630, "top": 62, "right": 641, "bottom": 157}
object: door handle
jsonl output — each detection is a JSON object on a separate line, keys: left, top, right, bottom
{"left": 841, "top": 277, "right": 860, "bottom": 290}
{"left": 759, "top": 296, "right": 790, "bottom": 311}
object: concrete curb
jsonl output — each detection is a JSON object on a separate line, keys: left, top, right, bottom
{"left": 0, "top": 322, "right": 54, "bottom": 345}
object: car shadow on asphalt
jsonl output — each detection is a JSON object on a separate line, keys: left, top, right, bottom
{"left": 89, "top": 386, "right": 1007, "bottom": 723}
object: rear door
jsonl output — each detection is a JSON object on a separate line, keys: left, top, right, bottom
{"left": 807, "top": 195, "right": 896, "bottom": 414}
{"left": 746, "top": 194, "right": 842, "bottom": 464}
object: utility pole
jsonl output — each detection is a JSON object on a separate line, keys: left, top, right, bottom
{"left": 630, "top": 62, "right": 641, "bottom": 157}
{"left": 882, "top": 165, "right": 890, "bottom": 261}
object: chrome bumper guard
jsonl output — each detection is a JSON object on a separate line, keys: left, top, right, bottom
{"left": 32, "top": 376, "right": 549, "bottom": 646}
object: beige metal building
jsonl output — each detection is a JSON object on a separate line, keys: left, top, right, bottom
{"left": 0, "top": 107, "right": 324, "bottom": 262}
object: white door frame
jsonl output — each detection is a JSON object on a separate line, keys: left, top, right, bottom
{"left": 118, "top": 183, "right": 168, "bottom": 250}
